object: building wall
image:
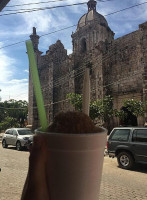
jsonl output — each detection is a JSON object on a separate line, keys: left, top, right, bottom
{"left": 28, "top": 21, "right": 147, "bottom": 130}
{"left": 103, "top": 29, "right": 143, "bottom": 110}
{"left": 72, "top": 22, "right": 114, "bottom": 53}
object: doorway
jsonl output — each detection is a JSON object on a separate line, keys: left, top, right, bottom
{"left": 120, "top": 106, "right": 138, "bottom": 126}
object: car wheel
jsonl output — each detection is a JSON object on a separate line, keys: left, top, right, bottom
{"left": 117, "top": 151, "right": 134, "bottom": 170}
{"left": 16, "top": 141, "right": 22, "bottom": 151}
{"left": 2, "top": 140, "right": 8, "bottom": 148}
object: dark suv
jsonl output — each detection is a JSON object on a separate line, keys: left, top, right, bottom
{"left": 107, "top": 127, "right": 147, "bottom": 169}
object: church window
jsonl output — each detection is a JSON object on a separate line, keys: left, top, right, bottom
{"left": 80, "top": 38, "right": 87, "bottom": 53}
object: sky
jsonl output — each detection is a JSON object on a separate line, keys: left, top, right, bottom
{"left": 0, "top": 0, "right": 147, "bottom": 102}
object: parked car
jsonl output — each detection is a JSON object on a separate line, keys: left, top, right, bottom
{"left": 107, "top": 127, "right": 147, "bottom": 169}
{"left": 2, "top": 128, "right": 34, "bottom": 151}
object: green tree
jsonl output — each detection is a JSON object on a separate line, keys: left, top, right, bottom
{"left": 66, "top": 93, "right": 82, "bottom": 112}
{"left": 123, "top": 99, "right": 144, "bottom": 117}
{"left": 114, "top": 109, "right": 128, "bottom": 124}
{"left": 89, "top": 96, "right": 114, "bottom": 122}
{"left": 0, "top": 99, "right": 28, "bottom": 131}
{"left": 0, "top": 117, "right": 19, "bottom": 132}
{"left": 67, "top": 93, "right": 115, "bottom": 129}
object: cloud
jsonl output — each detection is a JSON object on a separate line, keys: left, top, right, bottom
{"left": 24, "top": 69, "right": 29, "bottom": 73}
{"left": 102, "top": 0, "right": 147, "bottom": 38}
{"left": 0, "top": 82, "right": 28, "bottom": 102}
{"left": 8, "top": 79, "right": 28, "bottom": 84}
{"left": 0, "top": 43, "right": 28, "bottom": 102}
{"left": 3, "top": 0, "right": 81, "bottom": 37}
{"left": 67, "top": 48, "right": 72, "bottom": 55}
{"left": 0, "top": 43, "right": 15, "bottom": 82}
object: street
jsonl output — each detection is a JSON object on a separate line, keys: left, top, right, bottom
{"left": 0, "top": 145, "right": 147, "bottom": 200}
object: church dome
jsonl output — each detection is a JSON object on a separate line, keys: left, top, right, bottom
{"left": 77, "top": 0, "right": 108, "bottom": 30}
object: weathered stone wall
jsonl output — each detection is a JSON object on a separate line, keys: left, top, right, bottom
{"left": 38, "top": 55, "right": 53, "bottom": 124}
{"left": 140, "top": 22, "right": 147, "bottom": 99}
{"left": 28, "top": 21, "right": 147, "bottom": 130}
{"left": 28, "top": 39, "right": 75, "bottom": 129}
{"left": 72, "top": 22, "right": 114, "bottom": 54}
{"left": 103, "top": 29, "right": 143, "bottom": 110}
{"left": 140, "top": 22, "right": 147, "bottom": 121}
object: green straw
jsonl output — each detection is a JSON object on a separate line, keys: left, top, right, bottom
{"left": 26, "top": 40, "right": 48, "bottom": 132}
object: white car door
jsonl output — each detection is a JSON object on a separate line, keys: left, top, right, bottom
{"left": 12, "top": 129, "right": 18, "bottom": 146}
{"left": 4, "top": 129, "right": 11, "bottom": 144}
{"left": 7, "top": 129, "right": 13, "bottom": 145}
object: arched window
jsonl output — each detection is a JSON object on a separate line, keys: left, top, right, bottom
{"left": 80, "top": 38, "right": 87, "bottom": 53}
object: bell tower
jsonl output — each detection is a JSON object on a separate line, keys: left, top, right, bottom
{"left": 71, "top": 0, "right": 114, "bottom": 54}
{"left": 87, "top": 0, "right": 97, "bottom": 11}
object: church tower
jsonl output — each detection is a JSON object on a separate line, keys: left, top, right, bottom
{"left": 71, "top": 0, "right": 114, "bottom": 54}
{"left": 28, "top": 27, "right": 42, "bottom": 129}
{"left": 30, "top": 27, "right": 39, "bottom": 52}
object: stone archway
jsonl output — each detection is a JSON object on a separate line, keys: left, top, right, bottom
{"left": 120, "top": 106, "right": 138, "bottom": 126}
{"left": 80, "top": 38, "right": 87, "bottom": 53}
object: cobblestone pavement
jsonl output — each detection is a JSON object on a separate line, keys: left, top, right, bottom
{"left": 0, "top": 145, "right": 147, "bottom": 200}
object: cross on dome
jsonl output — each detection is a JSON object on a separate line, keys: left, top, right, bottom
{"left": 87, "top": 0, "right": 97, "bottom": 12}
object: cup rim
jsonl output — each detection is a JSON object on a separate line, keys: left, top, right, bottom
{"left": 35, "top": 127, "right": 107, "bottom": 137}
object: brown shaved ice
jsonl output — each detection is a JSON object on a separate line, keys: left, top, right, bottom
{"left": 47, "top": 111, "right": 101, "bottom": 134}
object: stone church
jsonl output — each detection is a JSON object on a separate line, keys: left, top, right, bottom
{"left": 28, "top": 0, "right": 147, "bottom": 130}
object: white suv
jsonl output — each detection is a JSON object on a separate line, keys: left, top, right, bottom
{"left": 2, "top": 128, "right": 34, "bottom": 151}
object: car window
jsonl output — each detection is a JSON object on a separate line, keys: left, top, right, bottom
{"left": 132, "top": 129, "right": 147, "bottom": 143}
{"left": 5, "top": 130, "right": 13, "bottom": 135}
{"left": 12, "top": 130, "right": 18, "bottom": 136}
{"left": 5, "top": 130, "right": 10, "bottom": 135}
{"left": 110, "top": 129, "right": 130, "bottom": 141}
{"left": 17, "top": 129, "right": 33, "bottom": 135}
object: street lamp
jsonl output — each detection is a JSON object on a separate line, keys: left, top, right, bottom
{"left": 0, "top": 0, "right": 10, "bottom": 11}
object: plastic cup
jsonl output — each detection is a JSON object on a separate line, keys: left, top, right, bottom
{"left": 35, "top": 127, "right": 107, "bottom": 200}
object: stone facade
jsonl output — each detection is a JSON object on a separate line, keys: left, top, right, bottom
{"left": 28, "top": 0, "right": 147, "bottom": 129}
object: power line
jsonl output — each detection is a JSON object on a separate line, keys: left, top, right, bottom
{"left": 5, "top": 0, "right": 72, "bottom": 8}
{"left": 0, "top": 1, "right": 146, "bottom": 50}
{"left": 4, "top": 0, "right": 114, "bottom": 9}
{"left": 30, "top": 60, "right": 143, "bottom": 97}
{"left": 32, "top": 91, "right": 144, "bottom": 109}
{"left": 24, "top": 35, "right": 143, "bottom": 94}
{"left": 105, "top": 1, "right": 147, "bottom": 16}
{"left": 0, "top": 1, "right": 146, "bottom": 17}
{"left": 0, "top": 25, "right": 76, "bottom": 50}
{"left": 0, "top": 2, "right": 88, "bottom": 16}
{"left": 0, "top": 107, "right": 27, "bottom": 110}
{"left": 2, "top": 39, "right": 143, "bottom": 102}
{"left": 38, "top": 44, "right": 143, "bottom": 91}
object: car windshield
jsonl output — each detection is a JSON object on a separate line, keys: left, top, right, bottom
{"left": 17, "top": 129, "right": 33, "bottom": 135}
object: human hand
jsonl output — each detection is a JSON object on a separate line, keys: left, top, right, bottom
{"left": 21, "top": 135, "right": 49, "bottom": 200}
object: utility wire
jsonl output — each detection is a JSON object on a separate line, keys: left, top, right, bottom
{"left": 36, "top": 42, "right": 142, "bottom": 90}
{"left": 0, "top": 1, "right": 146, "bottom": 50}
{"left": 0, "top": 2, "right": 88, "bottom": 16}
{"left": 5, "top": 0, "right": 73, "bottom": 8}
{"left": 41, "top": 93, "right": 144, "bottom": 108}
{"left": 34, "top": 91, "right": 144, "bottom": 109}
{"left": 0, "top": 107, "right": 27, "bottom": 110}
{"left": 1, "top": 92, "right": 143, "bottom": 110}
{"left": 105, "top": 1, "right": 147, "bottom": 16}
{"left": 5, "top": 0, "right": 114, "bottom": 9}
{"left": 2, "top": 69, "right": 143, "bottom": 106}
{"left": 0, "top": 25, "right": 76, "bottom": 50}
{"left": 0, "top": 1, "right": 146, "bottom": 16}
